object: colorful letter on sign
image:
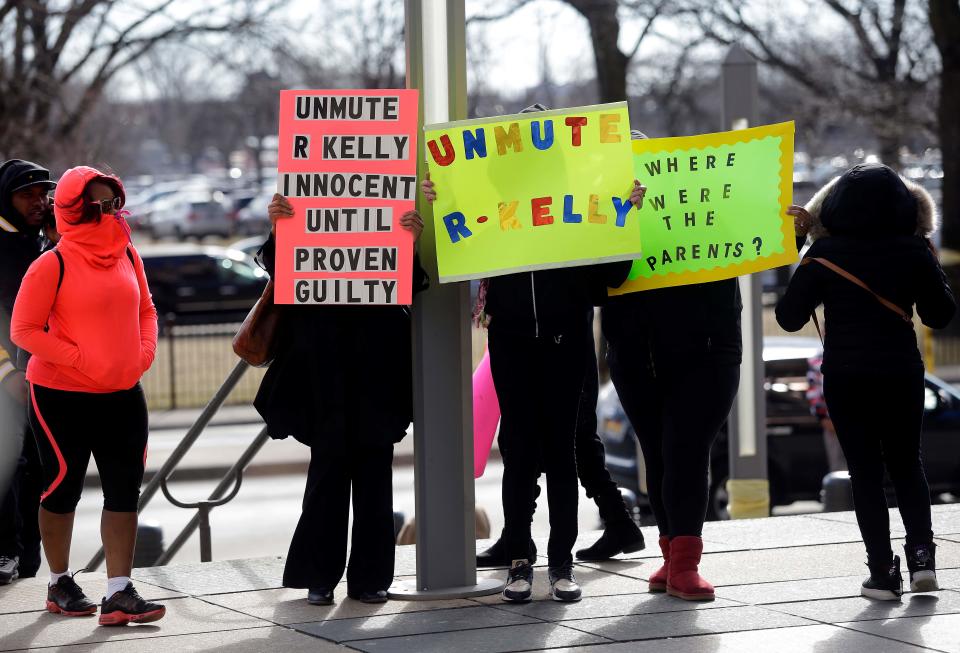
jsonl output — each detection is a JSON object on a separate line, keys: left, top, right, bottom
{"left": 610, "top": 121, "right": 797, "bottom": 295}
{"left": 425, "top": 103, "right": 641, "bottom": 283}
{"left": 275, "top": 89, "right": 418, "bottom": 304}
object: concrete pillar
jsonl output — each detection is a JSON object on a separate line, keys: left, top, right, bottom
{"left": 391, "top": 0, "right": 502, "bottom": 599}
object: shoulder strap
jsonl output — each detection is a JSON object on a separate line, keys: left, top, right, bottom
{"left": 53, "top": 249, "right": 64, "bottom": 294}
{"left": 801, "top": 257, "right": 912, "bottom": 323}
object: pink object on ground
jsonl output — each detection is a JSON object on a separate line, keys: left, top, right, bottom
{"left": 473, "top": 349, "right": 500, "bottom": 478}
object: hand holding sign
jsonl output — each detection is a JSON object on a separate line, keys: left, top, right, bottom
{"left": 629, "top": 180, "right": 647, "bottom": 208}
{"left": 268, "top": 194, "right": 295, "bottom": 234}
{"left": 787, "top": 204, "right": 812, "bottom": 240}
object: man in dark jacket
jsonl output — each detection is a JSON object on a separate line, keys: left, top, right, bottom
{"left": 0, "top": 159, "right": 55, "bottom": 584}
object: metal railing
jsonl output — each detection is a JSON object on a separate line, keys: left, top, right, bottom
{"left": 84, "top": 359, "right": 263, "bottom": 570}
{"left": 141, "top": 318, "right": 267, "bottom": 410}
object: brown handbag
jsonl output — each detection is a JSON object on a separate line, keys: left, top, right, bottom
{"left": 802, "top": 257, "right": 912, "bottom": 342}
{"left": 233, "top": 278, "right": 281, "bottom": 367}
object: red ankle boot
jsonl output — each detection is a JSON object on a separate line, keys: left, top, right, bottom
{"left": 667, "top": 536, "right": 714, "bottom": 601}
{"left": 648, "top": 536, "right": 670, "bottom": 592}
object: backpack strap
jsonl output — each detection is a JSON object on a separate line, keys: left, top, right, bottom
{"left": 53, "top": 249, "right": 64, "bottom": 294}
{"left": 801, "top": 257, "right": 913, "bottom": 326}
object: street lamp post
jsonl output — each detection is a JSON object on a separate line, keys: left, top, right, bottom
{"left": 391, "top": 0, "right": 503, "bottom": 600}
{"left": 722, "top": 44, "right": 770, "bottom": 520}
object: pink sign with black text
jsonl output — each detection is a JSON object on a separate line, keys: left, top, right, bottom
{"left": 275, "top": 89, "right": 419, "bottom": 305}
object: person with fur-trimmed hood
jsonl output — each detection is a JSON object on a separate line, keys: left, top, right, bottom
{"left": 777, "top": 162, "right": 955, "bottom": 601}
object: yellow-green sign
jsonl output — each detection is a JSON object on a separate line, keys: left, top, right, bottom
{"left": 611, "top": 121, "right": 797, "bottom": 294}
{"left": 424, "top": 103, "right": 641, "bottom": 283}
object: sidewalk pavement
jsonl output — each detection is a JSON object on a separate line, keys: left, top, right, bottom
{"left": 3, "top": 505, "right": 959, "bottom": 652}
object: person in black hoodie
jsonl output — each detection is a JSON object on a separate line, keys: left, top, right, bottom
{"left": 777, "top": 163, "right": 955, "bottom": 601}
{"left": 422, "top": 110, "right": 634, "bottom": 602}
{"left": 0, "top": 159, "right": 55, "bottom": 584}
{"left": 257, "top": 195, "right": 428, "bottom": 606}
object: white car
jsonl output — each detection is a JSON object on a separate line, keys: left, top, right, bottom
{"left": 150, "top": 191, "right": 233, "bottom": 239}
{"left": 234, "top": 189, "right": 274, "bottom": 236}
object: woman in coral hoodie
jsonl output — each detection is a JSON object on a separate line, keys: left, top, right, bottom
{"left": 11, "top": 166, "right": 165, "bottom": 626}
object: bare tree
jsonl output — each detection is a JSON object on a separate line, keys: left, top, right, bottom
{"left": 930, "top": 0, "right": 960, "bottom": 252}
{"left": 0, "top": 0, "right": 281, "bottom": 164}
{"left": 687, "top": 0, "right": 939, "bottom": 167}
{"left": 471, "top": 0, "right": 673, "bottom": 103}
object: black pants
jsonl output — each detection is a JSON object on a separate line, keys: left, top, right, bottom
{"left": 823, "top": 368, "right": 932, "bottom": 564}
{"left": 608, "top": 341, "right": 739, "bottom": 537}
{"left": 0, "top": 394, "right": 42, "bottom": 577}
{"left": 490, "top": 325, "right": 588, "bottom": 568}
{"left": 29, "top": 384, "right": 148, "bottom": 514}
{"left": 577, "top": 338, "right": 631, "bottom": 525}
{"left": 284, "top": 439, "right": 395, "bottom": 593}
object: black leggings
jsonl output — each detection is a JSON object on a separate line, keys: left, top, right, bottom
{"left": 577, "top": 337, "right": 632, "bottom": 524}
{"left": 608, "top": 341, "right": 739, "bottom": 537}
{"left": 823, "top": 368, "right": 932, "bottom": 564}
{"left": 29, "top": 383, "right": 148, "bottom": 514}
{"left": 490, "top": 325, "right": 588, "bottom": 568}
{"left": 0, "top": 394, "right": 42, "bottom": 575}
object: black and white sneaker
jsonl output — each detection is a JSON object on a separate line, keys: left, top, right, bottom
{"left": 905, "top": 542, "right": 939, "bottom": 593}
{"left": 0, "top": 555, "right": 19, "bottom": 585}
{"left": 861, "top": 556, "right": 903, "bottom": 601}
{"left": 502, "top": 559, "right": 534, "bottom": 603}
{"left": 548, "top": 564, "right": 582, "bottom": 603}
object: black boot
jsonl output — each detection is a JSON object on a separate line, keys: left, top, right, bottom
{"left": 576, "top": 519, "right": 645, "bottom": 561}
{"left": 477, "top": 531, "right": 536, "bottom": 568}
{"left": 904, "top": 542, "right": 938, "bottom": 593}
{"left": 861, "top": 555, "right": 903, "bottom": 601}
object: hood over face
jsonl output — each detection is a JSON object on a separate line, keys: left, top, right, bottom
{"left": 54, "top": 166, "right": 130, "bottom": 268}
{"left": 803, "top": 163, "right": 937, "bottom": 240}
{"left": 0, "top": 159, "right": 56, "bottom": 233}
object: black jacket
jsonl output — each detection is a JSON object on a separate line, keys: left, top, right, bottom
{"left": 485, "top": 262, "right": 631, "bottom": 338}
{"left": 0, "top": 162, "right": 50, "bottom": 364}
{"left": 602, "top": 278, "right": 743, "bottom": 370}
{"left": 776, "top": 164, "right": 955, "bottom": 374}
{"left": 253, "top": 234, "right": 428, "bottom": 448}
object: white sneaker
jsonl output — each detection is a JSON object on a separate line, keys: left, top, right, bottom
{"left": 548, "top": 564, "right": 581, "bottom": 602}
{"left": 502, "top": 559, "right": 533, "bottom": 603}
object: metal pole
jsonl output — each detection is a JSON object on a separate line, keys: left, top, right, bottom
{"left": 198, "top": 506, "right": 212, "bottom": 562}
{"left": 722, "top": 44, "right": 770, "bottom": 520}
{"left": 391, "top": 0, "right": 501, "bottom": 600}
{"left": 154, "top": 426, "right": 266, "bottom": 566}
{"left": 166, "top": 314, "right": 177, "bottom": 410}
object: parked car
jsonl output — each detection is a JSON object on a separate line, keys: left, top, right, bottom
{"left": 150, "top": 192, "right": 233, "bottom": 239}
{"left": 229, "top": 236, "right": 267, "bottom": 260}
{"left": 598, "top": 337, "right": 960, "bottom": 521}
{"left": 234, "top": 189, "right": 274, "bottom": 236}
{"left": 139, "top": 244, "right": 267, "bottom": 325}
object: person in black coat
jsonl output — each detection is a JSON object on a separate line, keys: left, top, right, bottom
{"left": 256, "top": 194, "right": 427, "bottom": 605}
{"left": 422, "top": 165, "right": 633, "bottom": 603}
{"left": 598, "top": 132, "right": 742, "bottom": 602}
{"left": 777, "top": 163, "right": 955, "bottom": 601}
{"left": 0, "top": 159, "right": 55, "bottom": 584}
